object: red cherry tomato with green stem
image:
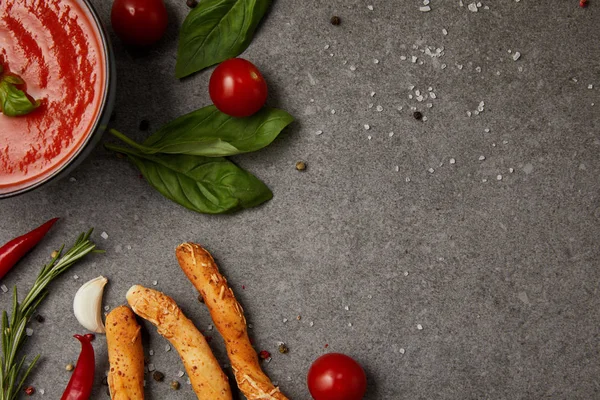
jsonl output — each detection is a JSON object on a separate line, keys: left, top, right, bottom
{"left": 307, "top": 353, "right": 367, "bottom": 400}
{"left": 209, "top": 58, "right": 268, "bottom": 118}
{"left": 111, "top": 0, "right": 168, "bottom": 46}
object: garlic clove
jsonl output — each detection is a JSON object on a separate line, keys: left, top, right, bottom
{"left": 73, "top": 276, "right": 108, "bottom": 333}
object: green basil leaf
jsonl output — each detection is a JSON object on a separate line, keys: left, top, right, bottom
{"left": 3, "top": 76, "right": 24, "bottom": 85}
{"left": 175, "top": 0, "right": 271, "bottom": 78}
{"left": 0, "top": 79, "right": 40, "bottom": 117}
{"left": 105, "top": 144, "right": 272, "bottom": 214}
{"left": 138, "top": 105, "right": 293, "bottom": 157}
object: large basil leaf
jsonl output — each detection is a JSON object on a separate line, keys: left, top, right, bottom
{"left": 105, "top": 144, "right": 272, "bottom": 214}
{"left": 175, "top": 0, "right": 271, "bottom": 78}
{"left": 0, "top": 75, "right": 40, "bottom": 117}
{"left": 137, "top": 105, "right": 293, "bottom": 157}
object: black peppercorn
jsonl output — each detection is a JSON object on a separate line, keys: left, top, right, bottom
{"left": 186, "top": 0, "right": 198, "bottom": 8}
{"left": 413, "top": 111, "right": 423, "bottom": 120}
{"left": 34, "top": 314, "right": 44, "bottom": 323}
{"left": 330, "top": 16, "right": 341, "bottom": 26}
{"left": 153, "top": 371, "right": 165, "bottom": 382}
{"left": 139, "top": 119, "right": 150, "bottom": 131}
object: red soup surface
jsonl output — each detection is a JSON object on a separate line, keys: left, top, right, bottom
{"left": 0, "top": 0, "right": 106, "bottom": 193}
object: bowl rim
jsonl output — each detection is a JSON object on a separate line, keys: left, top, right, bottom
{"left": 0, "top": 0, "right": 113, "bottom": 199}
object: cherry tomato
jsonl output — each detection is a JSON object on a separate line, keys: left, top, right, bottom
{"left": 307, "top": 353, "right": 367, "bottom": 400}
{"left": 209, "top": 58, "right": 268, "bottom": 118}
{"left": 111, "top": 0, "right": 168, "bottom": 46}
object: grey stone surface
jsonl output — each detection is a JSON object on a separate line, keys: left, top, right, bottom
{"left": 1, "top": 0, "right": 600, "bottom": 399}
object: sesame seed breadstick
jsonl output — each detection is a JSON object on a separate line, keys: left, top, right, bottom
{"left": 126, "top": 285, "right": 232, "bottom": 400}
{"left": 106, "top": 306, "right": 145, "bottom": 400}
{"left": 176, "top": 243, "right": 289, "bottom": 400}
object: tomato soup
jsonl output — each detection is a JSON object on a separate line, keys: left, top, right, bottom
{"left": 0, "top": 0, "right": 106, "bottom": 193}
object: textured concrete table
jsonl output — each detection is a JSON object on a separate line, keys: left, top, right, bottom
{"left": 1, "top": 1, "right": 599, "bottom": 399}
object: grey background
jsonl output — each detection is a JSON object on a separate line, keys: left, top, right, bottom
{"left": 1, "top": 0, "right": 599, "bottom": 399}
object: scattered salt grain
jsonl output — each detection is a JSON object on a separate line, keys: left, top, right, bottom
{"left": 405, "top": 177, "right": 411, "bottom": 182}
{"left": 588, "top": 84, "right": 594, "bottom": 90}
{"left": 165, "top": 344, "right": 171, "bottom": 352}
{"left": 370, "top": 91, "right": 376, "bottom": 97}
{"left": 349, "top": 65, "right": 356, "bottom": 71}
{"left": 283, "top": 318, "right": 288, "bottom": 323}
{"left": 475, "top": 66, "right": 482, "bottom": 73}
{"left": 457, "top": 64, "right": 463, "bottom": 70}
{"left": 484, "top": 128, "right": 490, "bottom": 133}
{"left": 324, "top": 44, "right": 329, "bottom": 50}
{"left": 344, "top": 306, "right": 349, "bottom": 311}
{"left": 411, "top": 56, "right": 418, "bottom": 63}
{"left": 399, "top": 348, "right": 406, "bottom": 354}
{"left": 417, "top": 324, "right": 423, "bottom": 330}
{"left": 497, "top": 174, "right": 503, "bottom": 181}
{"left": 177, "top": 371, "right": 185, "bottom": 378}
{"left": 367, "top": 103, "right": 374, "bottom": 109}
{"left": 367, "top": 5, "right": 373, "bottom": 10}
{"left": 104, "top": 306, "right": 110, "bottom": 311}
{"left": 468, "top": 2, "right": 478, "bottom": 12}
{"left": 73, "top": 275, "right": 79, "bottom": 280}
{"left": 408, "top": 94, "right": 413, "bottom": 99}
{"left": 39, "top": 389, "right": 45, "bottom": 395}
{"left": 152, "top": 280, "right": 158, "bottom": 286}
{"left": 478, "top": 155, "right": 486, "bottom": 161}
{"left": 430, "top": 92, "right": 437, "bottom": 99}
{"left": 373, "top": 58, "right": 379, "bottom": 64}
{"left": 26, "top": 328, "right": 34, "bottom": 337}
{"left": 423, "top": 0, "right": 430, "bottom": 5}
{"left": 348, "top": 323, "right": 353, "bottom": 327}
{"left": 100, "top": 232, "right": 109, "bottom": 240}
{"left": 376, "top": 105, "right": 383, "bottom": 112}
{"left": 482, "top": 178, "right": 488, "bottom": 183}
{"left": 149, "top": 350, "right": 154, "bottom": 356}
{"left": 512, "top": 52, "right": 521, "bottom": 61}
{"left": 428, "top": 168, "right": 435, "bottom": 174}
{"left": 69, "top": 177, "right": 77, "bottom": 182}
{"left": 442, "top": 28, "right": 448, "bottom": 35}
{"left": 367, "top": 135, "right": 372, "bottom": 140}
{"left": 449, "top": 158, "right": 456, "bottom": 165}
{"left": 400, "top": 55, "right": 407, "bottom": 61}
{"left": 422, "top": 116, "right": 428, "bottom": 121}
{"left": 509, "top": 168, "right": 514, "bottom": 173}
{"left": 0, "top": 285, "right": 7, "bottom": 293}
{"left": 466, "top": 111, "right": 472, "bottom": 117}
{"left": 315, "top": 130, "right": 323, "bottom": 135}
{"left": 415, "top": 89, "right": 421, "bottom": 96}
{"left": 309, "top": 321, "right": 314, "bottom": 327}
{"left": 389, "top": 132, "right": 394, "bottom": 137}
{"left": 395, "top": 166, "right": 399, "bottom": 172}
{"left": 427, "top": 103, "right": 433, "bottom": 108}
{"left": 419, "top": 5, "right": 431, "bottom": 11}
{"left": 148, "top": 364, "right": 155, "bottom": 372}
{"left": 364, "top": 124, "right": 370, "bottom": 130}
{"left": 441, "top": 63, "right": 447, "bottom": 69}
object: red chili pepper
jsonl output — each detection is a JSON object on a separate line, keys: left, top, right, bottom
{"left": 60, "top": 334, "right": 95, "bottom": 400}
{"left": 580, "top": 0, "right": 589, "bottom": 7}
{"left": 0, "top": 218, "right": 59, "bottom": 280}
{"left": 84, "top": 333, "right": 95, "bottom": 342}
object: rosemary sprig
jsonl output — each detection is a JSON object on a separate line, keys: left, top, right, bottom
{"left": 0, "top": 229, "right": 99, "bottom": 400}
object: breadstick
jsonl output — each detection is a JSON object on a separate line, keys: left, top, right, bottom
{"left": 106, "top": 306, "right": 145, "bottom": 400}
{"left": 176, "top": 243, "right": 289, "bottom": 400}
{"left": 126, "top": 285, "right": 232, "bottom": 400}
